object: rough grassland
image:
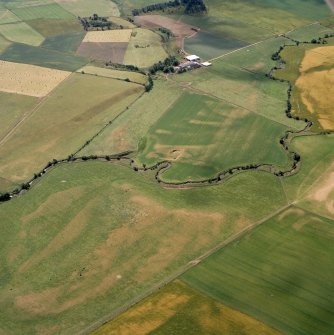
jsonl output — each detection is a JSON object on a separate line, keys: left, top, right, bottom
{"left": 93, "top": 280, "right": 282, "bottom": 335}
{"left": 0, "top": 161, "right": 286, "bottom": 335}
{"left": 182, "top": 206, "right": 334, "bottom": 335}
{"left": 81, "top": 79, "right": 183, "bottom": 156}
{"left": 78, "top": 65, "right": 147, "bottom": 84}
{"left": 123, "top": 28, "right": 168, "bottom": 68}
{"left": 56, "top": 0, "right": 120, "bottom": 17}
{"left": 0, "top": 21, "right": 44, "bottom": 46}
{"left": 83, "top": 29, "right": 132, "bottom": 43}
{"left": 0, "top": 74, "right": 143, "bottom": 190}
{"left": 0, "top": 60, "right": 71, "bottom": 97}
{"left": 136, "top": 92, "right": 289, "bottom": 182}
{"left": 26, "top": 18, "right": 83, "bottom": 37}
{"left": 11, "top": 3, "right": 74, "bottom": 20}
{"left": 0, "top": 43, "right": 88, "bottom": 71}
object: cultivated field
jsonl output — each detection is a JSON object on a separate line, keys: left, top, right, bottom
{"left": 56, "top": 0, "right": 120, "bottom": 17}
{"left": 0, "top": 74, "right": 143, "bottom": 190}
{"left": 0, "top": 33, "right": 11, "bottom": 53}
{"left": 0, "top": 9, "right": 21, "bottom": 24}
{"left": 93, "top": 280, "right": 282, "bottom": 335}
{"left": 135, "top": 92, "right": 289, "bottom": 182}
{"left": 0, "top": 60, "right": 71, "bottom": 97}
{"left": 42, "top": 31, "right": 85, "bottom": 52}
{"left": 78, "top": 65, "right": 147, "bottom": 84}
{"left": 0, "top": 21, "right": 44, "bottom": 46}
{"left": 182, "top": 207, "right": 334, "bottom": 335}
{"left": 0, "top": 161, "right": 286, "bottom": 334}
{"left": 83, "top": 29, "right": 132, "bottom": 43}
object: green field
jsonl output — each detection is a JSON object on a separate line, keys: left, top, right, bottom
{"left": 93, "top": 280, "right": 282, "bottom": 335}
{"left": 56, "top": 0, "right": 120, "bottom": 17}
{"left": 0, "top": 161, "right": 286, "bottom": 335}
{"left": 123, "top": 28, "right": 168, "bottom": 68}
{"left": 81, "top": 79, "right": 184, "bottom": 156}
{"left": 135, "top": 92, "right": 289, "bottom": 182}
{"left": 287, "top": 22, "right": 334, "bottom": 41}
{"left": 182, "top": 206, "right": 334, "bottom": 335}
{"left": 0, "top": 21, "right": 44, "bottom": 46}
{"left": 0, "top": 43, "right": 88, "bottom": 71}
{"left": 11, "top": 3, "right": 74, "bottom": 20}
{"left": 0, "top": 33, "right": 11, "bottom": 52}
{"left": 0, "top": 9, "right": 21, "bottom": 24}
{"left": 26, "top": 18, "right": 83, "bottom": 37}
{"left": 0, "top": 74, "right": 143, "bottom": 191}
{"left": 78, "top": 65, "right": 147, "bottom": 84}
{"left": 41, "top": 31, "right": 85, "bottom": 53}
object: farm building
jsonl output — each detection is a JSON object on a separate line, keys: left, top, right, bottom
{"left": 186, "top": 55, "right": 200, "bottom": 61}
{"left": 202, "top": 61, "right": 212, "bottom": 67}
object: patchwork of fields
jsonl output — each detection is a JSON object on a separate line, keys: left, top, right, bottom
{"left": 0, "top": 0, "right": 334, "bottom": 334}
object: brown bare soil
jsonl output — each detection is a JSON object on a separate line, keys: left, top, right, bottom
{"left": 77, "top": 42, "right": 128, "bottom": 63}
{"left": 134, "top": 15, "right": 199, "bottom": 48}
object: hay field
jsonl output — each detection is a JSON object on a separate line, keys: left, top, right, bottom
{"left": 56, "top": 0, "right": 120, "bottom": 17}
{"left": 93, "top": 280, "right": 282, "bottom": 335}
{"left": 0, "top": 60, "right": 71, "bottom": 97}
{"left": 0, "top": 22, "right": 44, "bottom": 46}
{"left": 83, "top": 29, "right": 132, "bottom": 43}
{"left": 0, "top": 74, "right": 143, "bottom": 189}
{"left": 182, "top": 206, "right": 334, "bottom": 335}
{"left": 78, "top": 65, "right": 147, "bottom": 84}
{"left": 81, "top": 80, "right": 183, "bottom": 156}
{"left": 136, "top": 92, "right": 289, "bottom": 182}
{"left": 123, "top": 28, "right": 168, "bottom": 68}
{"left": 0, "top": 160, "right": 286, "bottom": 334}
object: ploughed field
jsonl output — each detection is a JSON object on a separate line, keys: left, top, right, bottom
{"left": 1, "top": 0, "right": 334, "bottom": 335}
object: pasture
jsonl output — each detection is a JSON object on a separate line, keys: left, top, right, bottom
{"left": 93, "top": 280, "right": 282, "bottom": 335}
{"left": 0, "top": 74, "right": 143, "bottom": 190}
{"left": 182, "top": 206, "right": 334, "bottom": 335}
{"left": 123, "top": 28, "right": 168, "bottom": 67}
{"left": 0, "top": 60, "right": 71, "bottom": 97}
{"left": 83, "top": 29, "right": 132, "bottom": 43}
{"left": 78, "top": 65, "right": 147, "bottom": 84}
{"left": 136, "top": 92, "right": 289, "bottom": 182}
{"left": 0, "top": 161, "right": 287, "bottom": 335}
{"left": 0, "top": 43, "right": 88, "bottom": 71}
{"left": 81, "top": 79, "right": 184, "bottom": 156}
{"left": 0, "top": 22, "right": 44, "bottom": 46}
{"left": 56, "top": 0, "right": 120, "bottom": 17}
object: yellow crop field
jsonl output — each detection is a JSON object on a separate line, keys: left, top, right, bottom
{"left": 296, "top": 46, "right": 334, "bottom": 130}
{"left": 0, "top": 61, "right": 71, "bottom": 97}
{"left": 83, "top": 29, "right": 132, "bottom": 43}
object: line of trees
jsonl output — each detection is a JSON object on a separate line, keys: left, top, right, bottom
{"left": 149, "top": 56, "right": 179, "bottom": 74}
{"left": 132, "top": 0, "right": 207, "bottom": 16}
{"left": 80, "top": 14, "right": 112, "bottom": 31}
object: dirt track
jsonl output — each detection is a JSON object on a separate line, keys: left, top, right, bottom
{"left": 325, "top": 0, "right": 334, "bottom": 12}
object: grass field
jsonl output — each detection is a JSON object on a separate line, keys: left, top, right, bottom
{"left": 42, "top": 31, "right": 85, "bottom": 53}
{"left": 26, "top": 18, "right": 83, "bottom": 37}
{"left": 0, "top": 160, "right": 287, "bottom": 335}
{"left": 0, "top": 43, "right": 88, "bottom": 71}
{"left": 93, "top": 279, "right": 282, "bottom": 335}
{"left": 123, "top": 28, "right": 168, "bottom": 68}
{"left": 275, "top": 42, "right": 334, "bottom": 131}
{"left": 135, "top": 92, "right": 289, "bottom": 182}
{"left": 0, "top": 33, "right": 11, "bottom": 52}
{"left": 0, "top": 60, "right": 71, "bottom": 97}
{"left": 81, "top": 79, "right": 183, "bottom": 156}
{"left": 56, "top": 0, "right": 120, "bottom": 17}
{"left": 78, "top": 65, "right": 147, "bottom": 84}
{"left": 182, "top": 206, "right": 334, "bottom": 335}
{"left": 11, "top": 3, "right": 74, "bottom": 20}
{"left": 0, "top": 9, "right": 21, "bottom": 24}
{"left": 0, "top": 74, "right": 143, "bottom": 190}
{"left": 287, "top": 22, "right": 334, "bottom": 41}
{"left": 0, "top": 21, "right": 44, "bottom": 46}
